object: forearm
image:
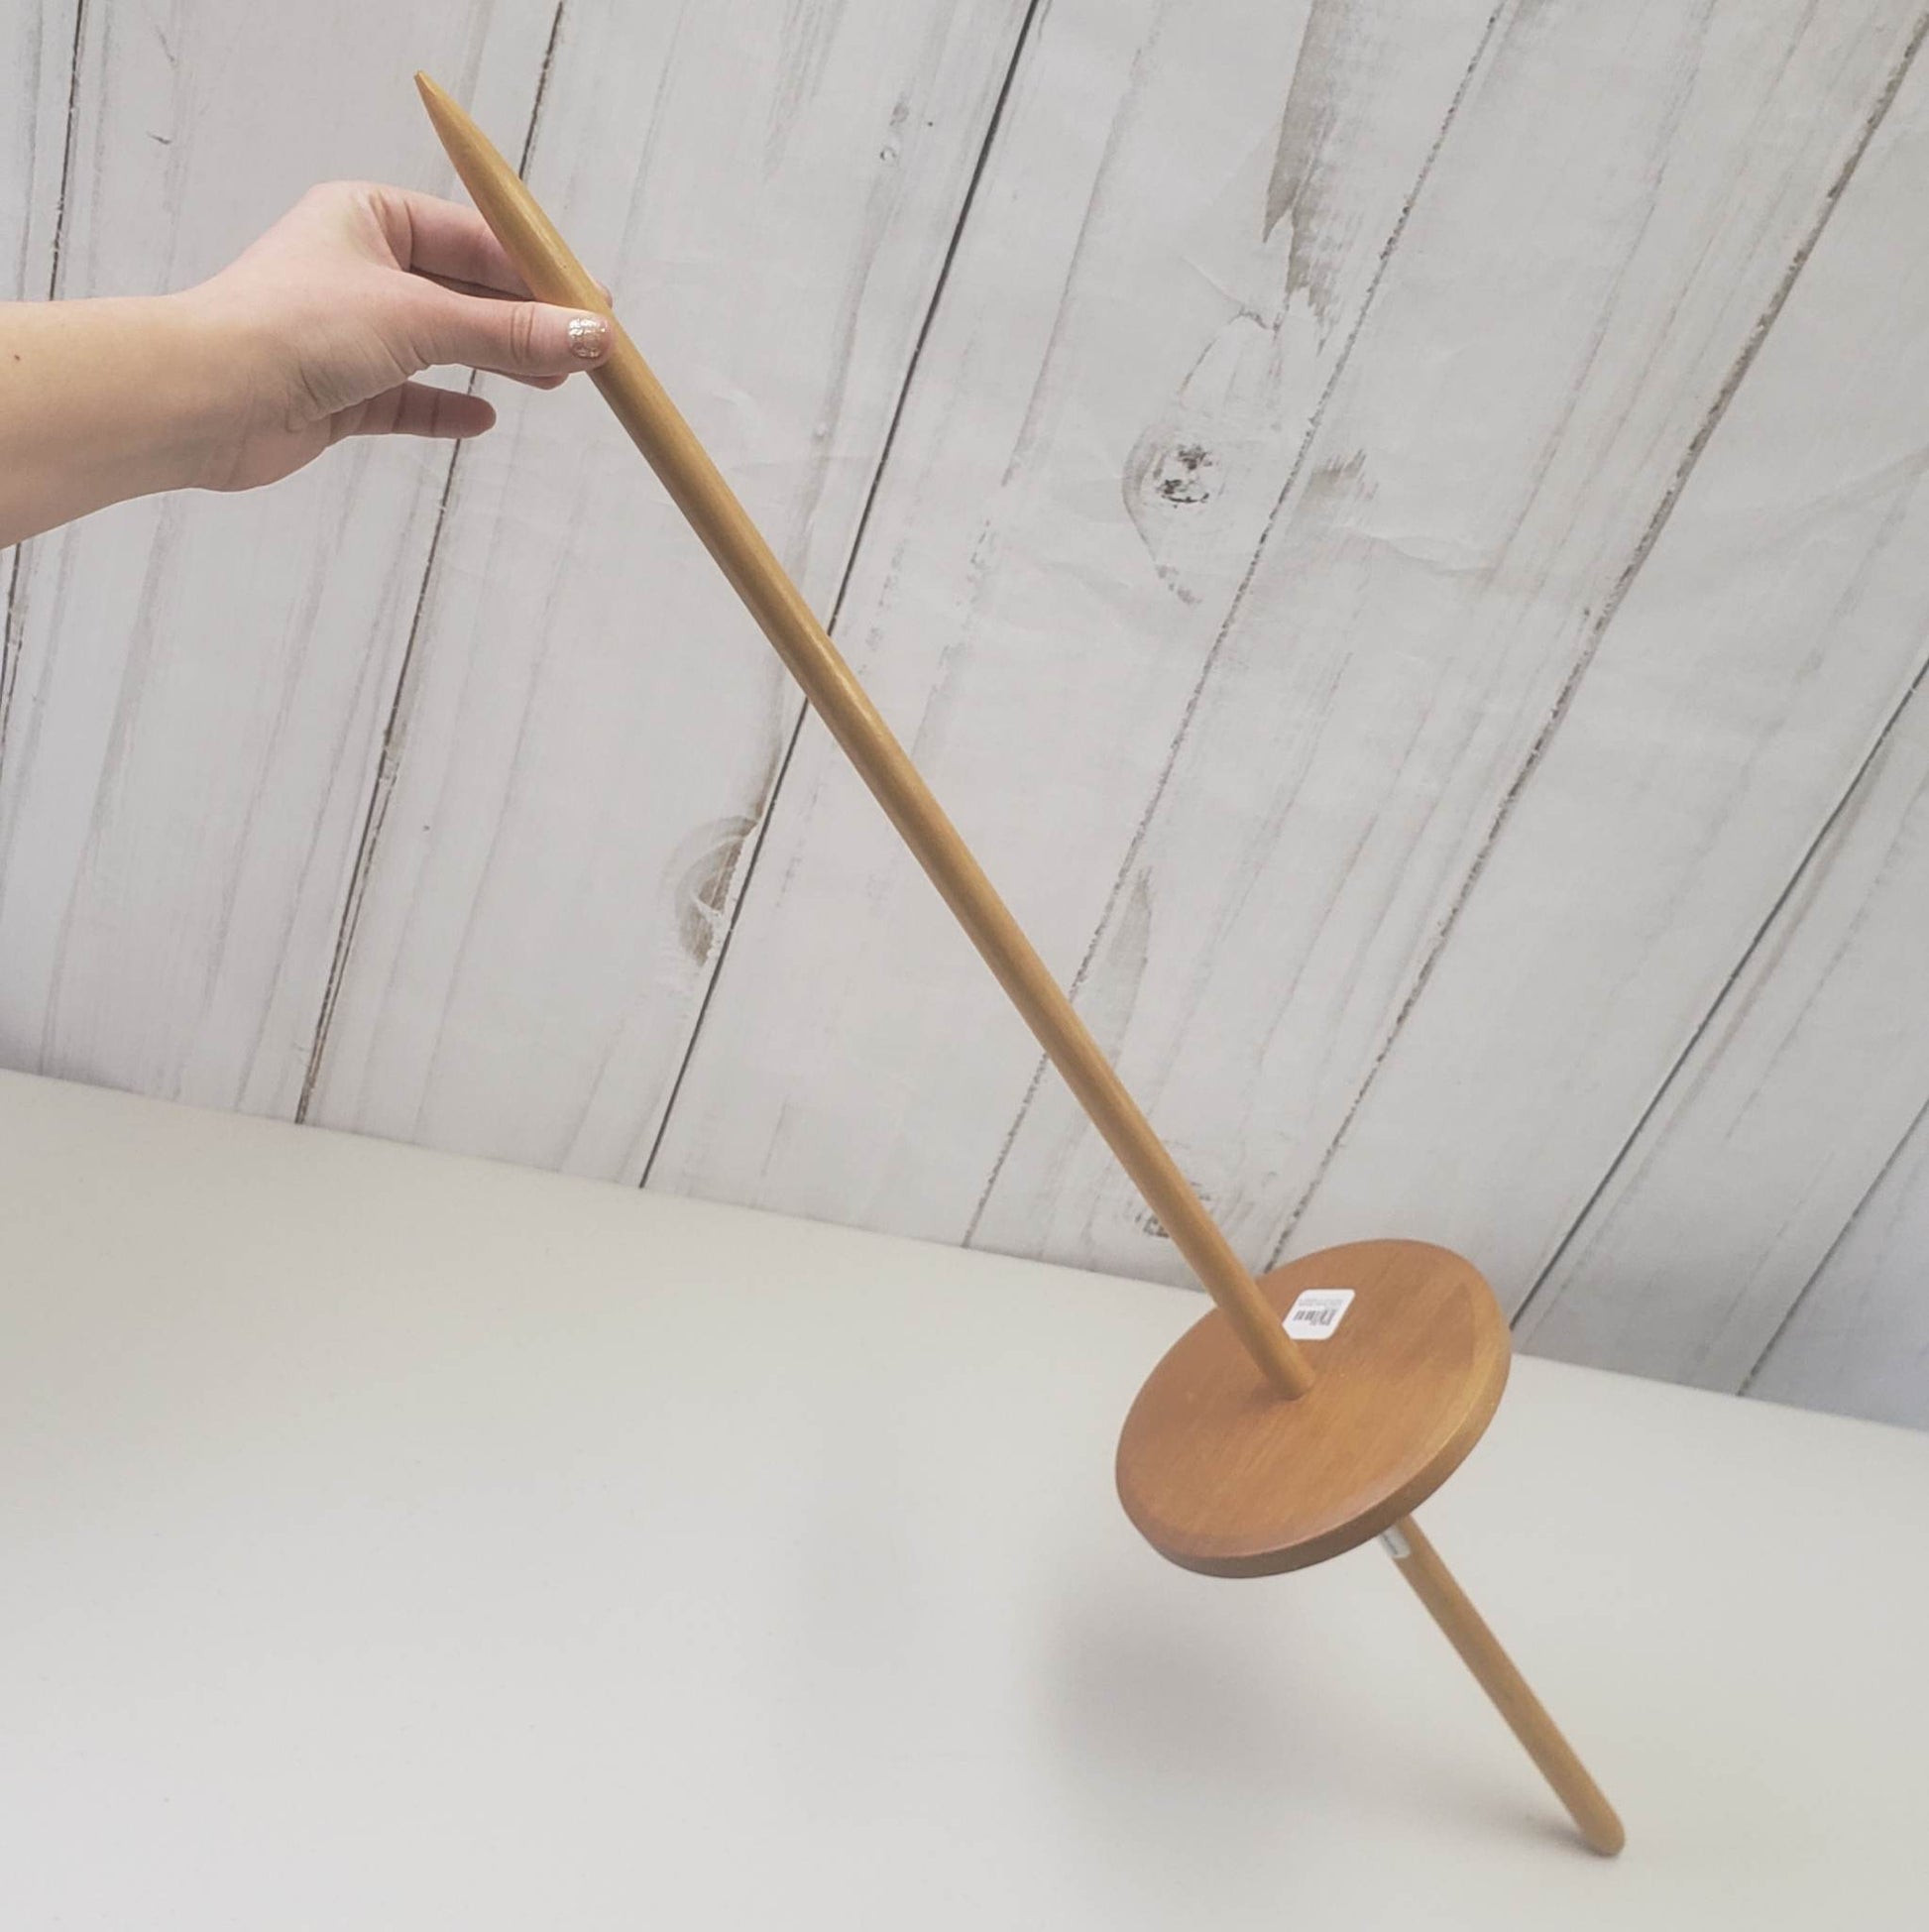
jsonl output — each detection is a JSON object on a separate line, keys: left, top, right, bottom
{"left": 0, "top": 293, "right": 240, "bottom": 545}
{"left": 1, "top": 182, "right": 607, "bottom": 548}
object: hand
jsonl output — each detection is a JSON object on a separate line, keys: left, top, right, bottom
{"left": 0, "top": 180, "right": 609, "bottom": 545}
{"left": 183, "top": 180, "right": 611, "bottom": 492}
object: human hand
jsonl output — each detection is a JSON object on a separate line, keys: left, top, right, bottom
{"left": 181, "top": 179, "right": 610, "bottom": 492}
{"left": 0, "top": 180, "right": 612, "bottom": 545}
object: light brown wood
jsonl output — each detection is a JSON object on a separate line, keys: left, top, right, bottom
{"left": 414, "top": 75, "right": 1625, "bottom": 1861}
{"left": 1387, "top": 1513, "right": 1626, "bottom": 1857}
{"left": 1115, "top": 1241, "right": 1510, "bottom": 1574}
{"left": 1117, "top": 1241, "right": 1622, "bottom": 1855}
{"left": 413, "top": 70, "right": 1311, "bottom": 1400}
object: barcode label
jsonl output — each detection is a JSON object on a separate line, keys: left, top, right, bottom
{"left": 1284, "top": 1288, "right": 1354, "bottom": 1339}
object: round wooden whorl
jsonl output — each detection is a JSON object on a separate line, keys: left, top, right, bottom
{"left": 1116, "top": 1240, "right": 1510, "bottom": 1577}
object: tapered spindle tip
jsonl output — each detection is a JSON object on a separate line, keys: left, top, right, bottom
{"left": 415, "top": 70, "right": 480, "bottom": 161}
{"left": 415, "top": 71, "right": 454, "bottom": 131}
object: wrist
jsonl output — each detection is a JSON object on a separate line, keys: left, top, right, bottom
{"left": 0, "top": 289, "right": 272, "bottom": 544}
{"left": 139, "top": 286, "right": 268, "bottom": 495}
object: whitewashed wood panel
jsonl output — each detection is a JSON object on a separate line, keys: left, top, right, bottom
{"left": 0, "top": 2, "right": 75, "bottom": 299}
{"left": 0, "top": 3, "right": 557, "bottom": 1112}
{"left": 5, "top": 1, "right": 1927, "bottom": 1433}
{"left": 1517, "top": 678, "right": 1929, "bottom": 1396}
{"left": 1291, "top": 36, "right": 1929, "bottom": 1307}
{"left": 968, "top": 2, "right": 1929, "bottom": 1285}
{"left": 1750, "top": 1095, "right": 1929, "bottom": 1427}
{"left": 0, "top": 0, "right": 79, "bottom": 742}
{"left": 303, "top": 0, "right": 1034, "bottom": 1173}
{"left": 650, "top": 0, "right": 1503, "bottom": 1222}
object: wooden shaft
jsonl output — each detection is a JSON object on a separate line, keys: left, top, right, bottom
{"left": 1387, "top": 1514, "right": 1625, "bottom": 1856}
{"left": 415, "top": 74, "right": 1314, "bottom": 1400}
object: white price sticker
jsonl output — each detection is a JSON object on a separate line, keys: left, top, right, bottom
{"left": 1283, "top": 1287, "right": 1354, "bottom": 1339}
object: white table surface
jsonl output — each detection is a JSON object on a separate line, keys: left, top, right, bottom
{"left": 2, "top": 1070, "right": 1926, "bottom": 1928}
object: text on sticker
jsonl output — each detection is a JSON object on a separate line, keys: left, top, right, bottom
{"left": 1284, "top": 1287, "right": 1355, "bottom": 1339}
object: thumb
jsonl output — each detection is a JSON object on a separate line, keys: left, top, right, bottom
{"left": 405, "top": 285, "right": 611, "bottom": 380}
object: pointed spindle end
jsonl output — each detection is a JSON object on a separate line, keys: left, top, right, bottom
{"left": 411, "top": 71, "right": 599, "bottom": 314}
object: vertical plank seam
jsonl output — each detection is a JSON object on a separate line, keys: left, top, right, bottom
{"left": 295, "top": 1, "right": 572, "bottom": 1122}
{"left": 1512, "top": 629, "right": 1929, "bottom": 1338}
{"left": 637, "top": 0, "right": 1051, "bottom": 1188}
{"left": 0, "top": 0, "right": 90, "bottom": 791}
{"left": 1737, "top": 1086, "right": 1929, "bottom": 1396}
{"left": 40, "top": 0, "right": 86, "bottom": 301}
{"left": 1272, "top": 4, "right": 1929, "bottom": 1276}
{"left": 962, "top": 0, "right": 1513, "bottom": 1250}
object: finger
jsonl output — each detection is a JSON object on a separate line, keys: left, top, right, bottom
{"left": 399, "top": 296, "right": 570, "bottom": 389}
{"left": 412, "top": 276, "right": 615, "bottom": 349}
{"left": 371, "top": 186, "right": 535, "bottom": 296}
{"left": 405, "top": 283, "right": 611, "bottom": 380}
{"left": 406, "top": 284, "right": 574, "bottom": 386}
{"left": 338, "top": 381, "right": 497, "bottom": 442}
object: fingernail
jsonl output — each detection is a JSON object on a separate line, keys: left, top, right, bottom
{"left": 566, "top": 313, "right": 609, "bottom": 361}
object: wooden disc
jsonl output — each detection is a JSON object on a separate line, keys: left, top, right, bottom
{"left": 1115, "top": 1240, "right": 1510, "bottom": 1576}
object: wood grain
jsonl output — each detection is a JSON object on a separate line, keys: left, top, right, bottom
{"left": 1516, "top": 681, "right": 1929, "bottom": 1397}
{"left": 1289, "top": 24, "right": 1929, "bottom": 1323}
{"left": 650, "top": 0, "right": 1500, "bottom": 1224}
{"left": 968, "top": 1, "right": 1928, "bottom": 1286}
{"left": 408, "top": 70, "right": 1313, "bottom": 1397}
{"left": 2, "top": 5, "right": 1927, "bottom": 1430}
{"left": 1749, "top": 1093, "right": 1929, "bottom": 1427}
{"left": 1115, "top": 1237, "right": 1623, "bottom": 1853}
{"left": 1387, "top": 1514, "right": 1625, "bottom": 1858}
{"left": 0, "top": 1, "right": 75, "bottom": 303}
{"left": 1116, "top": 1240, "right": 1508, "bottom": 1573}
{"left": 0, "top": 0, "right": 82, "bottom": 759}
{"left": 303, "top": 0, "right": 1035, "bottom": 1175}
{"left": 0, "top": 1, "right": 557, "bottom": 1111}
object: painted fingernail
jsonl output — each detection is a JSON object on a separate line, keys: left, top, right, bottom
{"left": 566, "top": 313, "right": 609, "bottom": 361}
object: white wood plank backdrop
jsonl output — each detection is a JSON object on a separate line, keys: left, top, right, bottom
{"left": 5, "top": 0, "right": 1929, "bottom": 1432}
